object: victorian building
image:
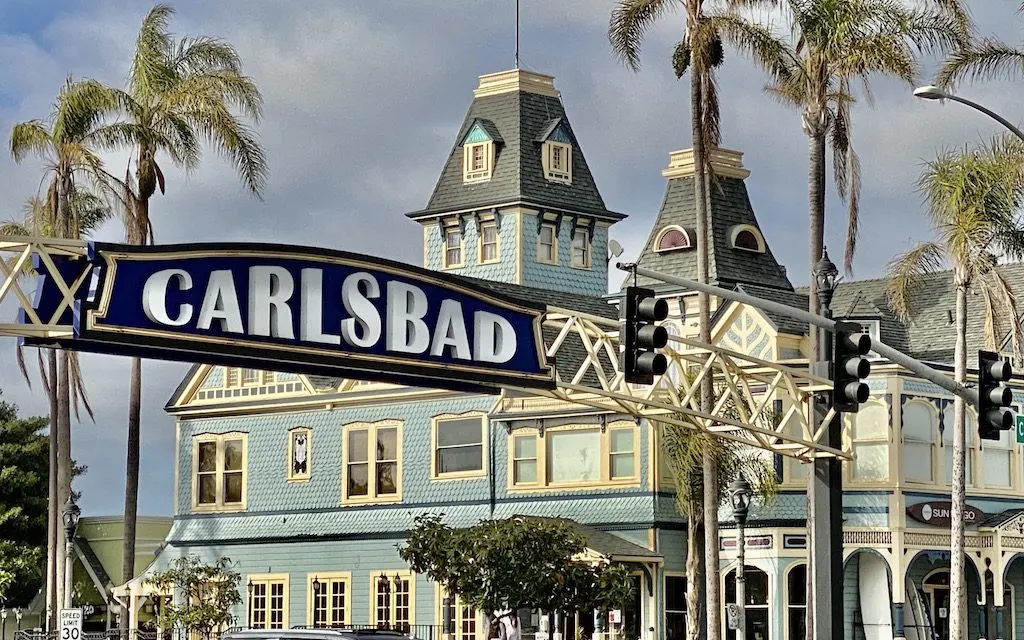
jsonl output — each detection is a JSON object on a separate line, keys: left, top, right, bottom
{"left": 112, "top": 67, "right": 1024, "bottom": 640}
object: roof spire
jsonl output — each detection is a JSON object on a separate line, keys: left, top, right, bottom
{"left": 515, "top": 0, "right": 521, "bottom": 69}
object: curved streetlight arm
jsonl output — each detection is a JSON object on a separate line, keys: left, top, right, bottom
{"left": 927, "top": 90, "right": 1024, "bottom": 144}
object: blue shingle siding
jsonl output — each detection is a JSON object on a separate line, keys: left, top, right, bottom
{"left": 521, "top": 218, "right": 608, "bottom": 297}
{"left": 423, "top": 214, "right": 517, "bottom": 283}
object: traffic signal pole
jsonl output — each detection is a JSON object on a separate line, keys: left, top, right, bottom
{"left": 625, "top": 265, "right": 979, "bottom": 407}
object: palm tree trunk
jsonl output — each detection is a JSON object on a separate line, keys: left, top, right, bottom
{"left": 685, "top": 504, "right": 703, "bottom": 640}
{"left": 55, "top": 351, "right": 72, "bottom": 610}
{"left": 949, "top": 277, "right": 968, "bottom": 640}
{"left": 691, "top": 63, "right": 720, "bottom": 640}
{"left": 46, "top": 349, "right": 58, "bottom": 630}
{"left": 122, "top": 356, "right": 142, "bottom": 584}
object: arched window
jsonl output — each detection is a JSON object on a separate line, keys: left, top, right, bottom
{"left": 656, "top": 226, "right": 691, "bottom": 252}
{"left": 725, "top": 566, "right": 770, "bottom": 640}
{"left": 941, "top": 404, "right": 975, "bottom": 486}
{"left": 850, "top": 402, "right": 889, "bottom": 481}
{"left": 729, "top": 225, "right": 766, "bottom": 253}
{"left": 786, "top": 564, "right": 807, "bottom": 640}
{"left": 901, "top": 401, "right": 935, "bottom": 483}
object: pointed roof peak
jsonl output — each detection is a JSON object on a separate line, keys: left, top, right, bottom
{"left": 474, "top": 68, "right": 559, "bottom": 98}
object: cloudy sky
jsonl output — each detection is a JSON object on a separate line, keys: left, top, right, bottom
{"left": 0, "top": 0, "right": 1020, "bottom": 517}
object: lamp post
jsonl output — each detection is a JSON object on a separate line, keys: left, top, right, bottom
{"left": 3, "top": 605, "right": 8, "bottom": 640}
{"left": 14, "top": 608, "right": 21, "bottom": 632}
{"left": 61, "top": 495, "right": 81, "bottom": 609}
{"left": 913, "top": 85, "right": 1024, "bottom": 144}
{"left": 810, "top": 248, "right": 843, "bottom": 640}
{"left": 377, "top": 574, "right": 391, "bottom": 628}
{"left": 729, "top": 475, "right": 752, "bottom": 640}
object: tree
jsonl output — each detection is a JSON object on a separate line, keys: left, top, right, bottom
{"left": 147, "top": 556, "right": 243, "bottom": 640}
{"left": 399, "top": 514, "right": 635, "bottom": 640}
{"left": 660, "top": 385, "right": 779, "bottom": 640}
{"left": 9, "top": 76, "right": 121, "bottom": 622}
{"left": 95, "top": 4, "right": 267, "bottom": 586}
{"left": 886, "top": 134, "right": 1024, "bottom": 640}
{"left": 608, "top": 6, "right": 784, "bottom": 637}
{"left": 937, "top": 2, "right": 1024, "bottom": 88}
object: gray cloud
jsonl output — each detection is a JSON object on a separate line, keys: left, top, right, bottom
{"left": 0, "top": 0, "right": 1021, "bottom": 516}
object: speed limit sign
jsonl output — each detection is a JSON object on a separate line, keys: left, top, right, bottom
{"left": 60, "top": 608, "right": 83, "bottom": 640}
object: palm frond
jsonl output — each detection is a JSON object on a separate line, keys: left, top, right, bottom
{"left": 9, "top": 121, "right": 52, "bottom": 163}
{"left": 609, "top": 0, "right": 675, "bottom": 72}
{"left": 131, "top": 4, "right": 177, "bottom": 100}
{"left": 885, "top": 242, "right": 945, "bottom": 321}
{"left": 937, "top": 38, "right": 1024, "bottom": 88}
{"left": 986, "top": 268, "right": 1024, "bottom": 365}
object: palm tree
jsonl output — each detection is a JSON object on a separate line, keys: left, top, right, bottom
{"left": 937, "top": 2, "right": 1024, "bottom": 88}
{"left": 660, "top": 393, "right": 779, "bottom": 640}
{"left": 9, "top": 75, "right": 121, "bottom": 621}
{"left": 886, "top": 134, "right": 1024, "bottom": 640}
{"left": 94, "top": 4, "right": 267, "bottom": 587}
{"left": 609, "top": 6, "right": 788, "bottom": 637}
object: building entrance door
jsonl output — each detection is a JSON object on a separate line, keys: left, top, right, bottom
{"left": 927, "top": 587, "right": 951, "bottom": 640}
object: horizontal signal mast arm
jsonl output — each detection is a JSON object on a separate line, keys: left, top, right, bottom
{"left": 623, "top": 264, "right": 980, "bottom": 407}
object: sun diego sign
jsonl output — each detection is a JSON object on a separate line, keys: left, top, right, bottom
{"left": 25, "top": 242, "right": 556, "bottom": 393}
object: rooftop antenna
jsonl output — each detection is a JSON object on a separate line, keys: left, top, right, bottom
{"left": 515, "top": 0, "right": 520, "bottom": 69}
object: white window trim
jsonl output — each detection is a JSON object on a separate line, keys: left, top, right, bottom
{"left": 192, "top": 432, "right": 248, "bottom": 512}
{"left": 571, "top": 227, "right": 592, "bottom": 269}
{"left": 729, "top": 224, "right": 766, "bottom": 253}
{"left": 900, "top": 400, "right": 937, "bottom": 485}
{"left": 663, "top": 571, "right": 688, "bottom": 640}
{"left": 306, "top": 572, "right": 352, "bottom": 628}
{"left": 654, "top": 225, "right": 693, "bottom": 253}
{"left": 537, "top": 222, "right": 558, "bottom": 265}
{"left": 443, "top": 226, "right": 465, "bottom": 269}
{"left": 287, "top": 426, "right": 312, "bottom": 483}
{"left": 783, "top": 563, "right": 807, "bottom": 640}
{"left": 369, "top": 569, "right": 416, "bottom": 627}
{"left": 436, "top": 585, "right": 484, "bottom": 640}
{"left": 479, "top": 222, "right": 500, "bottom": 264}
{"left": 940, "top": 405, "right": 978, "bottom": 488}
{"left": 542, "top": 141, "right": 572, "bottom": 183}
{"left": 431, "top": 412, "right": 488, "bottom": 480}
{"left": 247, "top": 573, "right": 290, "bottom": 630}
{"left": 341, "top": 420, "right": 403, "bottom": 504}
{"left": 508, "top": 421, "right": 640, "bottom": 491}
{"left": 463, "top": 142, "right": 494, "bottom": 183}
{"left": 846, "top": 401, "right": 891, "bottom": 484}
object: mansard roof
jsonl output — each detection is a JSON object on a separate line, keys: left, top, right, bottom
{"left": 630, "top": 149, "right": 793, "bottom": 292}
{"left": 406, "top": 69, "right": 625, "bottom": 221}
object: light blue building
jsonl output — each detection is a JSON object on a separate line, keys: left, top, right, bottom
{"left": 114, "top": 66, "right": 1024, "bottom": 640}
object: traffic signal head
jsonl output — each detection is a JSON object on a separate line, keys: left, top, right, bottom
{"left": 623, "top": 286, "right": 669, "bottom": 384}
{"left": 978, "top": 349, "right": 1013, "bottom": 440}
{"left": 833, "top": 321, "right": 872, "bottom": 412}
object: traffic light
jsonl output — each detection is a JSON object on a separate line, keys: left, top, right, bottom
{"left": 833, "top": 321, "right": 872, "bottom": 413}
{"left": 978, "top": 349, "right": 1013, "bottom": 441}
{"left": 623, "top": 286, "right": 669, "bottom": 384}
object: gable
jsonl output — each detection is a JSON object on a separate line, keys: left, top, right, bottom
{"left": 712, "top": 304, "right": 776, "bottom": 362}
{"left": 172, "top": 365, "right": 315, "bottom": 408}
{"left": 536, "top": 118, "right": 574, "bottom": 145}
{"left": 460, "top": 119, "right": 503, "bottom": 145}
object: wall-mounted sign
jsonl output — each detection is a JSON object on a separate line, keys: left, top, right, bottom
{"left": 906, "top": 501, "right": 984, "bottom": 527}
{"left": 1016, "top": 414, "right": 1024, "bottom": 444}
{"left": 26, "top": 242, "right": 556, "bottom": 393}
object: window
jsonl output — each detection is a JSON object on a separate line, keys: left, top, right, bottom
{"left": 248, "top": 574, "right": 289, "bottom": 629}
{"left": 509, "top": 423, "right": 640, "bottom": 488}
{"left": 463, "top": 142, "right": 493, "bottom": 182}
{"left": 439, "top": 589, "right": 479, "bottom": 640}
{"left": 480, "top": 223, "right": 499, "bottom": 263}
{"left": 288, "top": 427, "right": 311, "bottom": 482}
{"left": 241, "top": 368, "right": 260, "bottom": 385}
{"left": 786, "top": 564, "right": 806, "bottom": 640}
{"left": 308, "top": 573, "right": 350, "bottom": 628}
{"left": 571, "top": 228, "right": 591, "bottom": 268}
{"left": 849, "top": 402, "right": 889, "bottom": 482}
{"left": 371, "top": 571, "right": 415, "bottom": 630}
{"left": 730, "top": 225, "right": 765, "bottom": 253}
{"left": 195, "top": 368, "right": 304, "bottom": 401}
{"left": 656, "top": 226, "right": 691, "bottom": 252}
{"left": 941, "top": 404, "right": 975, "bottom": 486}
{"left": 444, "top": 228, "right": 464, "bottom": 268}
{"left": 725, "top": 566, "right": 769, "bottom": 640}
{"left": 544, "top": 142, "right": 572, "bottom": 182}
{"left": 343, "top": 421, "right": 401, "bottom": 503}
{"left": 193, "top": 433, "right": 247, "bottom": 510}
{"left": 432, "top": 415, "right": 485, "bottom": 478}
{"left": 537, "top": 223, "right": 557, "bottom": 264}
{"left": 664, "top": 575, "right": 687, "bottom": 640}
{"left": 901, "top": 401, "right": 935, "bottom": 483}
{"left": 982, "top": 424, "right": 1013, "bottom": 488}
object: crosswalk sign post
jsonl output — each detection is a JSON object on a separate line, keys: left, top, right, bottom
{"left": 59, "top": 608, "right": 82, "bottom": 640}
{"left": 1016, "top": 414, "right": 1024, "bottom": 444}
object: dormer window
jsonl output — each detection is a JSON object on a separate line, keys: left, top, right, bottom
{"left": 460, "top": 119, "right": 501, "bottom": 184}
{"left": 729, "top": 225, "right": 766, "bottom": 253}
{"left": 444, "top": 227, "right": 464, "bottom": 268}
{"left": 537, "top": 118, "right": 574, "bottom": 184}
{"left": 655, "top": 226, "right": 692, "bottom": 253}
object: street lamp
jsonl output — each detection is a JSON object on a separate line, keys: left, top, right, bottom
{"left": 3, "top": 605, "right": 9, "bottom": 640}
{"left": 61, "top": 495, "right": 81, "bottom": 609}
{"left": 914, "top": 85, "right": 1024, "bottom": 143}
{"left": 814, "top": 248, "right": 839, "bottom": 322}
{"left": 14, "top": 608, "right": 21, "bottom": 631}
{"left": 729, "top": 475, "right": 753, "bottom": 640}
{"left": 377, "top": 574, "right": 391, "bottom": 628}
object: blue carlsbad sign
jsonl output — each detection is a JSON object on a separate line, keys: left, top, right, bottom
{"left": 31, "top": 242, "right": 555, "bottom": 392}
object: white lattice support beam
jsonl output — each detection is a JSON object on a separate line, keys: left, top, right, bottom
{"left": 0, "top": 236, "right": 87, "bottom": 337}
